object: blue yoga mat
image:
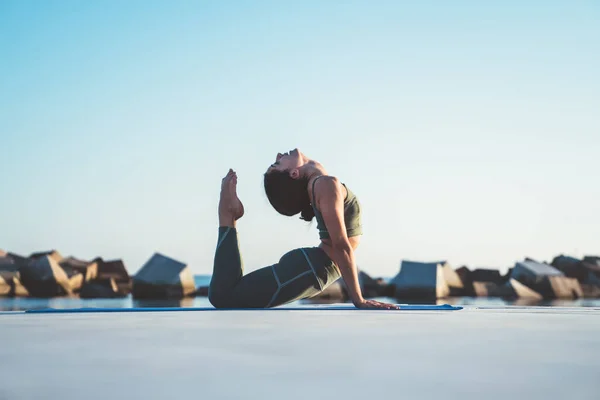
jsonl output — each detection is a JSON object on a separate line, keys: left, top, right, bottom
{"left": 24, "top": 304, "right": 462, "bottom": 314}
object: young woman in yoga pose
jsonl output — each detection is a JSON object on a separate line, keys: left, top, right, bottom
{"left": 208, "top": 149, "right": 397, "bottom": 310}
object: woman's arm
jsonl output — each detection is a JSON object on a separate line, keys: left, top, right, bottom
{"left": 315, "top": 177, "right": 397, "bottom": 309}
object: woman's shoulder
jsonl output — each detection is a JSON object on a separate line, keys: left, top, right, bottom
{"left": 312, "top": 175, "right": 347, "bottom": 200}
{"left": 312, "top": 175, "right": 340, "bottom": 189}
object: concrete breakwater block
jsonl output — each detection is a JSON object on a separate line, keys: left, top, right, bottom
{"left": 132, "top": 253, "right": 195, "bottom": 299}
{"left": 508, "top": 278, "right": 543, "bottom": 299}
{"left": 0, "top": 253, "right": 29, "bottom": 297}
{"left": 585, "top": 270, "right": 600, "bottom": 286}
{"left": 510, "top": 260, "right": 583, "bottom": 299}
{"left": 0, "top": 253, "right": 26, "bottom": 273}
{"left": 0, "top": 272, "right": 12, "bottom": 296}
{"left": 471, "top": 269, "right": 504, "bottom": 284}
{"left": 472, "top": 281, "right": 513, "bottom": 297}
{"left": 551, "top": 255, "right": 582, "bottom": 278}
{"left": 95, "top": 258, "right": 128, "bottom": 280}
{"left": 68, "top": 273, "right": 84, "bottom": 292}
{"left": 454, "top": 267, "right": 505, "bottom": 296}
{"left": 29, "top": 250, "right": 63, "bottom": 263}
{"left": 511, "top": 260, "right": 564, "bottom": 283}
{"left": 389, "top": 260, "right": 450, "bottom": 299}
{"left": 441, "top": 264, "right": 464, "bottom": 296}
{"left": 358, "top": 270, "right": 393, "bottom": 298}
{"left": 581, "top": 284, "right": 600, "bottom": 298}
{"left": 581, "top": 257, "right": 600, "bottom": 285}
{"left": 472, "top": 278, "right": 543, "bottom": 300}
{"left": 583, "top": 256, "right": 600, "bottom": 266}
{"left": 19, "top": 256, "right": 71, "bottom": 297}
{"left": 551, "top": 255, "right": 600, "bottom": 284}
{"left": 94, "top": 258, "right": 131, "bottom": 294}
{"left": 59, "top": 257, "right": 98, "bottom": 282}
{"left": 0, "top": 251, "right": 9, "bottom": 267}
{"left": 193, "top": 286, "right": 209, "bottom": 296}
{"left": 455, "top": 266, "right": 474, "bottom": 295}
{"left": 541, "top": 276, "right": 583, "bottom": 299}
{"left": 49, "top": 257, "right": 92, "bottom": 293}
{"left": 80, "top": 278, "right": 126, "bottom": 299}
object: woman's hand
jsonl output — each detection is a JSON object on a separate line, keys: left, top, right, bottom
{"left": 354, "top": 299, "right": 399, "bottom": 310}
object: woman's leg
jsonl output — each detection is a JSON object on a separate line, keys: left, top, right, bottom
{"left": 269, "top": 247, "right": 341, "bottom": 307}
{"left": 208, "top": 226, "right": 244, "bottom": 305}
{"left": 208, "top": 169, "right": 249, "bottom": 307}
{"left": 209, "top": 225, "right": 279, "bottom": 308}
{"left": 208, "top": 169, "right": 341, "bottom": 309}
{"left": 210, "top": 242, "right": 340, "bottom": 309}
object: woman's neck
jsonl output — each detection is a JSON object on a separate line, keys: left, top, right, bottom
{"left": 301, "top": 160, "right": 327, "bottom": 182}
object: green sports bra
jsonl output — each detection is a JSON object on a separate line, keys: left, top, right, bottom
{"left": 310, "top": 176, "right": 363, "bottom": 240}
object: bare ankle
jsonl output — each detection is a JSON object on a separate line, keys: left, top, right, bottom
{"left": 219, "top": 215, "right": 236, "bottom": 228}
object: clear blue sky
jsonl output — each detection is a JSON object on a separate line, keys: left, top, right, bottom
{"left": 1, "top": 0, "right": 598, "bottom": 277}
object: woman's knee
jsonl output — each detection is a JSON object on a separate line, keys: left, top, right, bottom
{"left": 208, "top": 288, "right": 230, "bottom": 309}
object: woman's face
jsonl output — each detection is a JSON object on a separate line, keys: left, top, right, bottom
{"left": 267, "top": 148, "right": 303, "bottom": 174}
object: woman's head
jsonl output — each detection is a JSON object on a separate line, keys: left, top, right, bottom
{"left": 264, "top": 149, "right": 315, "bottom": 221}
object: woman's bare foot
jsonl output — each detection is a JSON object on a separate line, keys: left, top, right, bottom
{"left": 219, "top": 169, "right": 245, "bottom": 227}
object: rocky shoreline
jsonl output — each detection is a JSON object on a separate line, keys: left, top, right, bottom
{"left": 1, "top": 249, "right": 599, "bottom": 303}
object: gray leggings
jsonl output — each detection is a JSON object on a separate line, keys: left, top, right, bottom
{"left": 208, "top": 227, "right": 341, "bottom": 308}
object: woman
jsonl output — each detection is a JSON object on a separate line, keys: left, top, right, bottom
{"left": 208, "top": 149, "right": 397, "bottom": 309}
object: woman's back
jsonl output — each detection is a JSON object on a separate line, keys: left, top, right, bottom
{"left": 308, "top": 175, "right": 362, "bottom": 252}
{"left": 310, "top": 175, "right": 362, "bottom": 242}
